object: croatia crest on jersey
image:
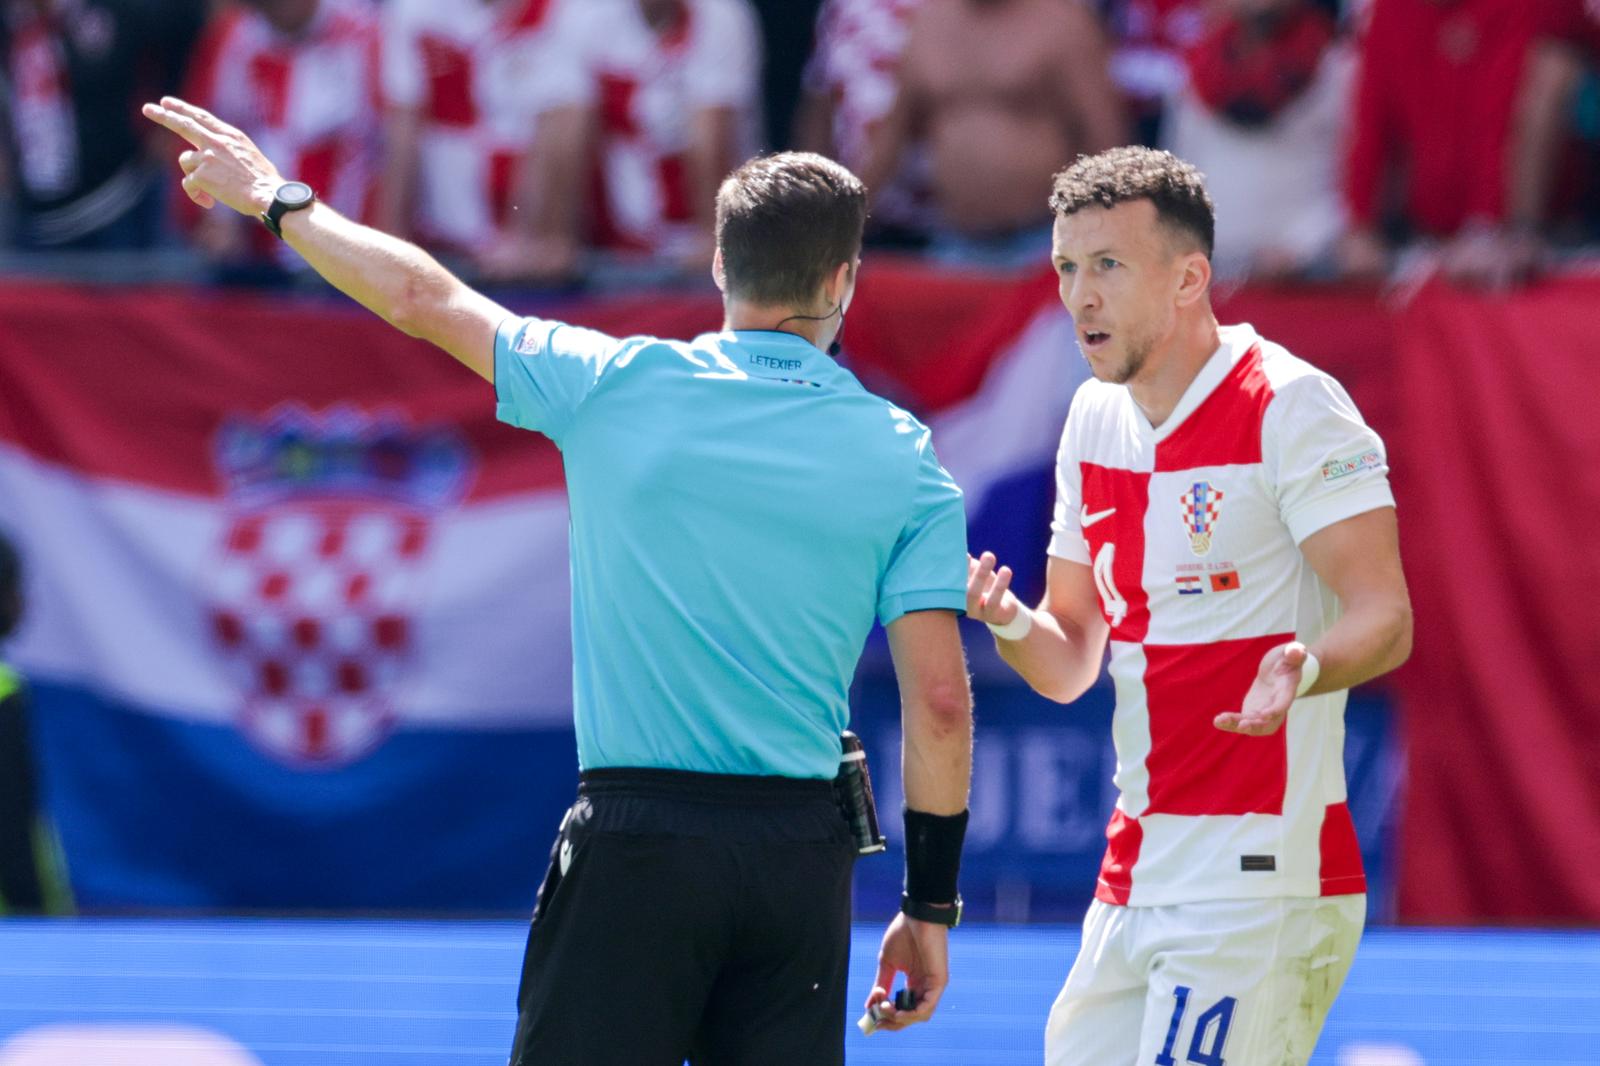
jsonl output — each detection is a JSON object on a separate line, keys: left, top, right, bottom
{"left": 1180, "top": 481, "right": 1224, "bottom": 557}
{"left": 204, "top": 405, "right": 472, "bottom": 767}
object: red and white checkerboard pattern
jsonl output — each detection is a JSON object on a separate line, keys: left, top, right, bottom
{"left": 1048, "top": 325, "right": 1394, "bottom": 906}
{"left": 206, "top": 501, "right": 431, "bottom": 765}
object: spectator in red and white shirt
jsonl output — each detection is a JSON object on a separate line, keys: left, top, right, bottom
{"left": 792, "top": 0, "right": 932, "bottom": 243}
{"left": 1102, "top": 0, "right": 1210, "bottom": 146}
{"left": 543, "top": 0, "right": 762, "bottom": 266}
{"left": 1165, "top": 0, "right": 1351, "bottom": 280}
{"left": 1338, "top": 0, "right": 1544, "bottom": 284}
{"left": 379, "top": 0, "right": 587, "bottom": 278}
{"left": 186, "top": 0, "right": 381, "bottom": 270}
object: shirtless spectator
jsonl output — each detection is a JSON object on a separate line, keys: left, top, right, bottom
{"left": 538, "top": 0, "right": 762, "bottom": 269}
{"left": 379, "top": 0, "right": 586, "bottom": 281}
{"left": 1338, "top": 0, "right": 1545, "bottom": 286}
{"left": 860, "top": 0, "right": 1126, "bottom": 270}
{"left": 794, "top": 0, "right": 930, "bottom": 245}
{"left": 186, "top": 0, "right": 382, "bottom": 275}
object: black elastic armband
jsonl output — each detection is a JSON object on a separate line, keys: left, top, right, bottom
{"left": 903, "top": 807, "right": 968, "bottom": 905}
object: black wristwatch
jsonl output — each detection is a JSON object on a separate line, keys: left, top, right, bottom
{"left": 901, "top": 893, "right": 962, "bottom": 928}
{"left": 261, "top": 181, "right": 316, "bottom": 238}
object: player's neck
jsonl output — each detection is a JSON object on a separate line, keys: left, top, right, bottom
{"left": 1128, "top": 313, "right": 1222, "bottom": 429}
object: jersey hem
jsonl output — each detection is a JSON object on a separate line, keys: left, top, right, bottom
{"left": 1098, "top": 877, "right": 1329, "bottom": 907}
{"left": 1045, "top": 538, "right": 1091, "bottom": 565}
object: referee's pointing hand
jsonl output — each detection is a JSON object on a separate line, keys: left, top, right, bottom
{"left": 142, "top": 96, "right": 285, "bottom": 219}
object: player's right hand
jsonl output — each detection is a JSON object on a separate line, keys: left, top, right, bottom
{"left": 142, "top": 97, "right": 284, "bottom": 219}
{"left": 967, "top": 551, "right": 1021, "bottom": 626}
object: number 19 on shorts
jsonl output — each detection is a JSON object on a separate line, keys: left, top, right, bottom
{"left": 1154, "top": 986, "right": 1236, "bottom": 1066}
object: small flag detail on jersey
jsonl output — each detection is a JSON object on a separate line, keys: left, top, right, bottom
{"left": 1240, "top": 855, "right": 1277, "bottom": 872}
{"left": 1176, "top": 575, "right": 1203, "bottom": 595}
{"left": 1209, "top": 570, "right": 1241, "bottom": 592}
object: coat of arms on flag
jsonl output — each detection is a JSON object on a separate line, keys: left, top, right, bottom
{"left": 203, "top": 406, "right": 472, "bottom": 767}
{"left": 1180, "top": 481, "right": 1224, "bottom": 557}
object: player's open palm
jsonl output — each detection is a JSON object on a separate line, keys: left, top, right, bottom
{"left": 1214, "top": 641, "right": 1310, "bottom": 736}
{"left": 142, "top": 96, "right": 284, "bottom": 218}
{"left": 966, "top": 551, "right": 1020, "bottom": 626}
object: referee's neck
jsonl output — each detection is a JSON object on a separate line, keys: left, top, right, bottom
{"left": 723, "top": 299, "right": 834, "bottom": 351}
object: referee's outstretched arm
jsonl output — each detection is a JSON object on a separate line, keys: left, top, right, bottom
{"left": 865, "top": 609, "right": 974, "bottom": 1033}
{"left": 143, "top": 97, "right": 510, "bottom": 382}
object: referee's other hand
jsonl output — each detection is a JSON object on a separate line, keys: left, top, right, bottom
{"left": 864, "top": 912, "right": 949, "bottom": 1032}
{"left": 142, "top": 97, "right": 284, "bottom": 219}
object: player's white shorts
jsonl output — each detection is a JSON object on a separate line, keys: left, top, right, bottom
{"left": 1045, "top": 894, "right": 1365, "bottom": 1066}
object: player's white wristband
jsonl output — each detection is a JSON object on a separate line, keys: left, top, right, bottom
{"left": 986, "top": 607, "right": 1034, "bottom": 642}
{"left": 1295, "top": 652, "right": 1321, "bottom": 698}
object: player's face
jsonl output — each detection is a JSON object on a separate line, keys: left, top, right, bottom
{"left": 1051, "top": 201, "right": 1184, "bottom": 386}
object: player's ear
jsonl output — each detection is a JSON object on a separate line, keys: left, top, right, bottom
{"left": 712, "top": 247, "right": 727, "bottom": 294}
{"left": 1175, "top": 250, "right": 1211, "bottom": 308}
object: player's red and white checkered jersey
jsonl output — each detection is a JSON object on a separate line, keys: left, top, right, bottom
{"left": 1049, "top": 324, "right": 1393, "bottom": 907}
{"left": 188, "top": 0, "right": 382, "bottom": 257}
{"left": 559, "top": 0, "right": 761, "bottom": 253}
{"left": 380, "top": 0, "right": 585, "bottom": 250}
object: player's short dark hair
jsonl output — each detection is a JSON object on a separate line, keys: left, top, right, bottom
{"left": 0, "top": 530, "right": 21, "bottom": 642}
{"left": 715, "top": 152, "right": 867, "bottom": 308}
{"left": 1049, "top": 147, "right": 1215, "bottom": 259}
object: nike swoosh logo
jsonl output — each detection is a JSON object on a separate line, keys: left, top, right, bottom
{"left": 559, "top": 839, "right": 573, "bottom": 876}
{"left": 1080, "top": 506, "right": 1116, "bottom": 528}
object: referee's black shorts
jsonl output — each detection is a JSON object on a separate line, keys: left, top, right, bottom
{"left": 507, "top": 767, "right": 858, "bottom": 1066}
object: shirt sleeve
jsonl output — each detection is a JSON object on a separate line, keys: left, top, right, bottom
{"left": 684, "top": 0, "right": 761, "bottom": 108}
{"left": 493, "top": 315, "right": 626, "bottom": 445}
{"left": 1047, "top": 400, "right": 1091, "bottom": 564}
{"left": 1265, "top": 373, "right": 1396, "bottom": 545}
{"left": 878, "top": 423, "right": 968, "bottom": 625}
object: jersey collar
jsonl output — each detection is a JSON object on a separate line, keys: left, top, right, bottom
{"left": 1140, "top": 323, "right": 1260, "bottom": 443}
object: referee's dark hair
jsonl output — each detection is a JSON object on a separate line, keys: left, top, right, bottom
{"left": 715, "top": 152, "right": 867, "bottom": 309}
{"left": 0, "top": 530, "right": 21, "bottom": 642}
{"left": 1049, "top": 146, "right": 1215, "bottom": 260}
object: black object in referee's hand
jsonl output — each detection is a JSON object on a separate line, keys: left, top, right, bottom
{"left": 836, "top": 731, "right": 887, "bottom": 854}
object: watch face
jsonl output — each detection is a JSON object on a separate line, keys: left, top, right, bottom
{"left": 276, "top": 182, "right": 315, "bottom": 207}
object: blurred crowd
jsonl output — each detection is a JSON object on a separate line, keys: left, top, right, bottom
{"left": 1, "top": 0, "right": 1597, "bottom": 288}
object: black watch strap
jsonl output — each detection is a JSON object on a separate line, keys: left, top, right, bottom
{"left": 900, "top": 893, "right": 962, "bottom": 927}
{"left": 261, "top": 181, "right": 316, "bottom": 239}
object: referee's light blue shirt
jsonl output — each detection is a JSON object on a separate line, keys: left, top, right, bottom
{"left": 494, "top": 316, "right": 968, "bottom": 779}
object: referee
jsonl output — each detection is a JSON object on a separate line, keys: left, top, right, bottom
{"left": 144, "top": 98, "right": 975, "bottom": 1065}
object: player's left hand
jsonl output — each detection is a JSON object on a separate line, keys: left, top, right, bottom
{"left": 864, "top": 911, "right": 949, "bottom": 1032}
{"left": 1213, "top": 640, "right": 1310, "bottom": 736}
{"left": 141, "top": 96, "right": 283, "bottom": 218}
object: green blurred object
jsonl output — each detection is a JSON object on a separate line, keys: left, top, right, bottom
{"left": 0, "top": 663, "right": 72, "bottom": 917}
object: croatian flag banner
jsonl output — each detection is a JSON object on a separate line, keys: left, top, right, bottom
{"left": 0, "top": 268, "right": 1076, "bottom": 910}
